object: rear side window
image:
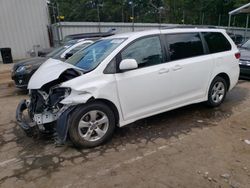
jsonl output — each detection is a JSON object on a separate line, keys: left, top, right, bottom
{"left": 202, "top": 32, "right": 231, "bottom": 53}
{"left": 165, "top": 33, "right": 204, "bottom": 61}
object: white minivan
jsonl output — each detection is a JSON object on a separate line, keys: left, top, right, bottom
{"left": 17, "top": 28, "right": 240, "bottom": 148}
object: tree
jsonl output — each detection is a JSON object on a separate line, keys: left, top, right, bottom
{"left": 50, "top": 0, "right": 250, "bottom": 27}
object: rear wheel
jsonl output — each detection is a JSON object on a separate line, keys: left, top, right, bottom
{"left": 207, "top": 76, "right": 227, "bottom": 107}
{"left": 68, "top": 102, "right": 116, "bottom": 148}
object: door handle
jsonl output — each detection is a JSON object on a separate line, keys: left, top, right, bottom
{"left": 172, "top": 64, "right": 182, "bottom": 71}
{"left": 158, "top": 68, "right": 169, "bottom": 74}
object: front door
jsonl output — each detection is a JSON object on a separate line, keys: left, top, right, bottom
{"left": 115, "top": 35, "right": 173, "bottom": 121}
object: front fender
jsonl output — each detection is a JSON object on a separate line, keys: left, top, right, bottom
{"left": 60, "top": 91, "right": 93, "bottom": 105}
{"left": 57, "top": 91, "right": 95, "bottom": 142}
{"left": 56, "top": 105, "right": 77, "bottom": 142}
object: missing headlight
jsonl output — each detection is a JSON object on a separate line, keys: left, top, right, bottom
{"left": 49, "top": 87, "right": 71, "bottom": 108}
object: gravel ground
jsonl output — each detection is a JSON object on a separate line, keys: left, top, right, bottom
{"left": 0, "top": 80, "right": 250, "bottom": 188}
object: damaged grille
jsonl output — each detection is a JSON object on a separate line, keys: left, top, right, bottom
{"left": 29, "top": 87, "right": 70, "bottom": 116}
{"left": 29, "top": 90, "right": 47, "bottom": 115}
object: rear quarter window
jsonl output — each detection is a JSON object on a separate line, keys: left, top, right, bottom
{"left": 202, "top": 32, "right": 231, "bottom": 53}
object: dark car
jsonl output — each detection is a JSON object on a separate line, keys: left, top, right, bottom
{"left": 238, "top": 39, "right": 250, "bottom": 79}
{"left": 38, "top": 47, "right": 55, "bottom": 57}
{"left": 12, "top": 39, "right": 93, "bottom": 89}
{"left": 37, "top": 30, "right": 115, "bottom": 57}
{"left": 63, "top": 29, "right": 116, "bottom": 43}
{"left": 227, "top": 32, "right": 244, "bottom": 45}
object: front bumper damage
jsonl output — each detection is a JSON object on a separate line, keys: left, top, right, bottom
{"left": 16, "top": 99, "right": 35, "bottom": 136}
{"left": 16, "top": 98, "right": 76, "bottom": 144}
{"left": 15, "top": 63, "right": 83, "bottom": 144}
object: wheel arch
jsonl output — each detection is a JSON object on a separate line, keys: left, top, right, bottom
{"left": 206, "top": 72, "right": 231, "bottom": 100}
{"left": 87, "top": 97, "right": 120, "bottom": 126}
{"left": 215, "top": 72, "right": 230, "bottom": 91}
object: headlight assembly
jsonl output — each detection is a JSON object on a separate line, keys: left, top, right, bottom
{"left": 49, "top": 87, "right": 71, "bottom": 108}
{"left": 16, "top": 65, "right": 33, "bottom": 73}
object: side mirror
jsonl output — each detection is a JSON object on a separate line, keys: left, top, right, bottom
{"left": 65, "top": 52, "right": 73, "bottom": 59}
{"left": 119, "top": 59, "right": 138, "bottom": 71}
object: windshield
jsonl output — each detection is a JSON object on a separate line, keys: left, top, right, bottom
{"left": 241, "top": 40, "right": 250, "bottom": 49}
{"left": 66, "top": 38, "right": 125, "bottom": 71}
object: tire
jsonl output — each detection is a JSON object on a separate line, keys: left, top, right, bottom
{"left": 207, "top": 76, "right": 228, "bottom": 107}
{"left": 68, "top": 101, "right": 116, "bottom": 148}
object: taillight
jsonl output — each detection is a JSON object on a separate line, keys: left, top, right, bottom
{"left": 235, "top": 52, "right": 241, "bottom": 59}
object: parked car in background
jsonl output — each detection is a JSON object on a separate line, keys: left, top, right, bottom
{"left": 11, "top": 39, "right": 94, "bottom": 89}
{"left": 227, "top": 32, "right": 244, "bottom": 45}
{"left": 238, "top": 39, "right": 250, "bottom": 79}
{"left": 37, "top": 29, "right": 116, "bottom": 57}
{"left": 38, "top": 47, "right": 55, "bottom": 57}
{"left": 63, "top": 28, "right": 116, "bottom": 43}
{"left": 16, "top": 28, "right": 239, "bottom": 148}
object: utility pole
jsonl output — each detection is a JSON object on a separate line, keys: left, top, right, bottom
{"left": 132, "top": 3, "right": 134, "bottom": 31}
{"left": 121, "top": 3, "right": 124, "bottom": 22}
{"left": 55, "top": 1, "right": 63, "bottom": 44}
{"left": 245, "top": 14, "right": 249, "bottom": 41}
{"left": 129, "top": 1, "right": 134, "bottom": 31}
{"left": 96, "top": 2, "right": 103, "bottom": 33}
{"left": 158, "top": 6, "right": 164, "bottom": 27}
{"left": 218, "top": 14, "right": 221, "bottom": 26}
{"left": 201, "top": 12, "right": 204, "bottom": 25}
{"left": 182, "top": 10, "right": 185, "bottom": 24}
{"left": 121, "top": 1, "right": 126, "bottom": 22}
{"left": 149, "top": 1, "right": 166, "bottom": 27}
{"left": 97, "top": 4, "right": 100, "bottom": 32}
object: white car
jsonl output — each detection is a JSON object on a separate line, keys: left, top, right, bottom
{"left": 16, "top": 28, "right": 240, "bottom": 148}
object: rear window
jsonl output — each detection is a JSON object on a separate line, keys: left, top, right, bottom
{"left": 202, "top": 32, "right": 231, "bottom": 53}
{"left": 165, "top": 33, "right": 204, "bottom": 61}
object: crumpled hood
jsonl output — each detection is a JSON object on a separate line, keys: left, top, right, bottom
{"left": 28, "top": 58, "right": 82, "bottom": 89}
{"left": 239, "top": 48, "right": 250, "bottom": 60}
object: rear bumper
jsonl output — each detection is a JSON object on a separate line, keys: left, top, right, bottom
{"left": 228, "top": 65, "right": 240, "bottom": 90}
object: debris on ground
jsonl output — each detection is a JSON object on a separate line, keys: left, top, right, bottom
{"left": 203, "top": 171, "right": 209, "bottom": 178}
{"left": 244, "top": 139, "right": 250, "bottom": 145}
{"left": 220, "top": 173, "right": 231, "bottom": 179}
{"left": 197, "top": 120, "right": 204, "bottom": 123}
{"left": 229, "top": 181, "right": 240, "bottom": 188}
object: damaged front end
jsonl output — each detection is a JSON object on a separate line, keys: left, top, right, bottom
{"left": 16, "top": 62, "right": 82, "bottom": 143}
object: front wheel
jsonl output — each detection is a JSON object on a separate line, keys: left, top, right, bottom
{"left": 68, "top": 101, "right": 116, "bottom": 148}
{"left": 207, "top": 76, "right": 228, "bottom": 107}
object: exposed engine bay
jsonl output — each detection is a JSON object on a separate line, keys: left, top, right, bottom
{"left": 16, "top": 68, "right": 82, "bottom": 142}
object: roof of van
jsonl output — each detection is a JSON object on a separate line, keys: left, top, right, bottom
{"left": 106, "top": 28, "right": 226, "bottom": 39}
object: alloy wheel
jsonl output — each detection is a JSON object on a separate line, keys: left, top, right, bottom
{"left": 211, "top": 81, "right": 225, "bottom": 104}
{"left": 78, "top": 110, "right": 109, "bottom": 142}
